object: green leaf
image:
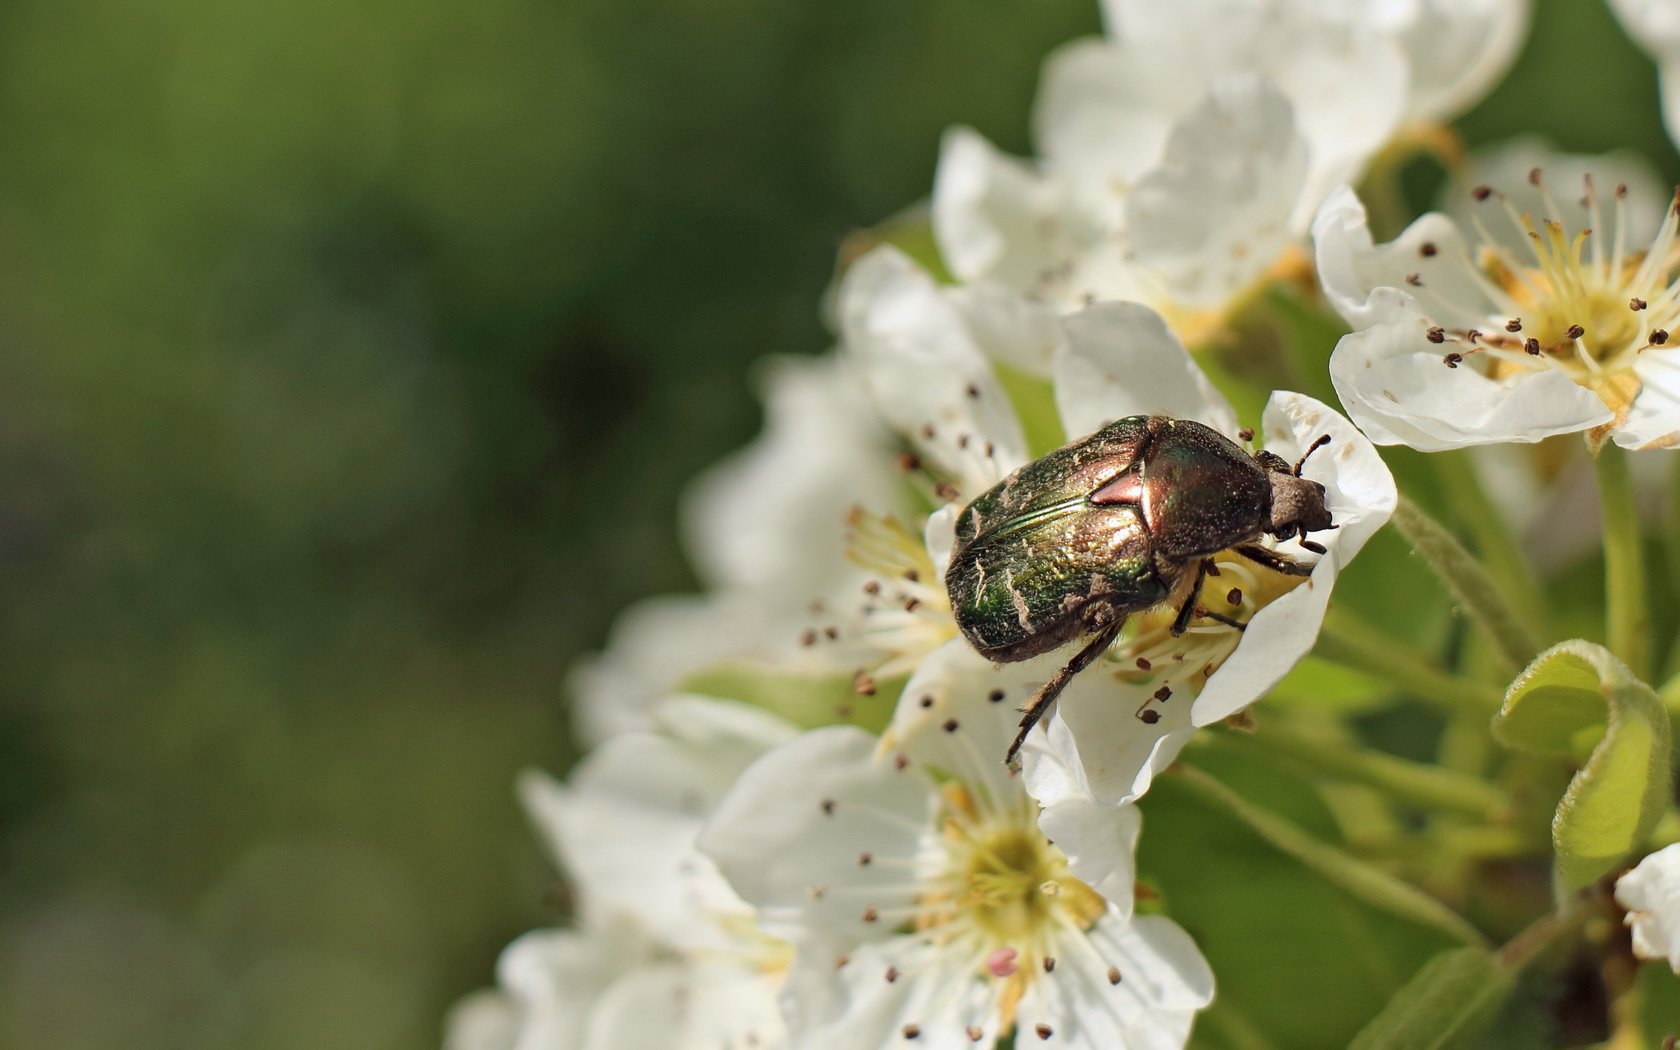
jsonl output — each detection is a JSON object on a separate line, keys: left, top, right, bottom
{"left": 1149, "top": 750, "right": 1458, "bottom": 1050}
{"left": 1346, "top": 947, "right": 1514, "bottom": 1050}
{"left": 680, "top": 661, "right": 902, "bottom": 735}
{"left": 1493, "top": 640, "right": 1674, "bottom": 889}
{"left": 1173, "top": 765, "right": 1486, "bottom": 947}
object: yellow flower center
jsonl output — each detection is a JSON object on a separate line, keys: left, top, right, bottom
{"left": 906, "top": 783, "right": 1107, "bottom": 1031}
{"left": 1425, "top": 172, "right": 1680, "bottom": 446}
{"left": 1107, "top": 548, "right": 1311, "bottom": 720}
{"left": 801, "top": 508, "right": 956, "bottom": 682}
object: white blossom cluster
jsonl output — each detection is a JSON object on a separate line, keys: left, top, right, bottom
{"left": 451, "top": 2, "right": 1680, "bottom": 1047}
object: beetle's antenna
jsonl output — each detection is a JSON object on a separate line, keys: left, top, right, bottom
{"left": 1293, "top": 434, "right": 1332, "bottom": 476}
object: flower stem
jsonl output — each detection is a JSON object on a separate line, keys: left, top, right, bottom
{"left": 1433, "top": 451, "right": 1548, "bottom": 641}
{"left": 1595, "top": 444, "right": 1651, "bottom": 680}
{"left": 1171, "top": 764, "right": 1487, "bottom": 947}
{"left": 1315, "top": 615, "right": 1504, "bottom": 713}
{"left": 1389, "top": 494, "right": 1540, "bottom": 674}
{"left": 1658, "top": 672, "right": 1680, "bottom": 718}
{"left": 1228, "top": 722, "right": 1510, "bottom": 819}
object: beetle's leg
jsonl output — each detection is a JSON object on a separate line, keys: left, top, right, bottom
{"left": 1005, "top": 619, "right": 1125, "bottom": 767}
{"left": 1198, "top": 609, "right": 1246, "bottom": 631}
{"left": 1233, "top": 543, "right": 1314, "bottom": 577}
{"left": 1169, "top": 559, "right": 1213, "bottom": 637}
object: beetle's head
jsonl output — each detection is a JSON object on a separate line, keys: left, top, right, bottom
{"left": 1256, "top": 435, "right": 1334, "bottom": 554}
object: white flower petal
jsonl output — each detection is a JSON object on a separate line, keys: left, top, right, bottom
{"left": 1015, "top": 911, "right": 1215, "bottom": 1049}
{"left": 838, "top": 246, "right": 1029, "bottom": 495}
{"left": 880, "top": 637, "right": 1053, "bottom": 810}
{"left": 1053, "top": 301, "right": 1239, "bottom": 439}
{"left": 495, "top": 926, "right": 648, "bottom": 1050}
{"left": 933, "top": 126, "right": 1093, "bottom": 297}
{"left": 1036, "top": 791, "right": 1142, "bottom": 913}
{"left": 784, "top": 938, "right": 1000, "bottom": 1050}
{"left": 1391, "top": 0, "right": 1530, "bottom": 124}
{"left": 698, "top": 726, "right": 936, "bottom": 945}
{"left": 1616, "top": 348, "right": 1680, "bottom": 450}
{"left": 522, "top": 697, "right": 798, "bottom": 950}
{"left": 1125, "top": 76, "right": 1309, "bottom": 308}
{"left": 925, "top": 503, "right": 960, "bottom": 585}
{"left": 1022, "top": 656, "right": 1197, "bottom": 808}
{"left": 1032, "top": 38, "right": 1191, "bottom": 187}
{"left": 1312, "top": 187, "right": 1491, "bottom": 331}
{"left": 581, "top": 960, "right": 785, "bottom": 1050}
{"left": 949, "top": 280, "right": 1067, "bottom": 378}
{"left": 1615, "top": 843, "right": 1680, "bottom": 972}
{"left": 1105, "top": 0, "right": 1407, "bottom": 200}
{"left": 567, "top": 593, "right": 750, "bottom": 744}
{"left": 444, "top": 990, "right": 522, "bottom": 1050}
{"left": 1329, "top": 321, "right": 1616, "bottom": 450}
{"left": 1613, "top": 0, "right": 1680, "bottom": 148}
{"left": 1191, "top": 394, "right": 1395, "bottom": 723}
{"left": 684, "top": 353, "right": 898, "bottom": 595}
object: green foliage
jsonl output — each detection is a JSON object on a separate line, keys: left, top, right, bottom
{"left": 1494, "top": 641, "right": 1674, "bottom": 889}
{"left": 1345, "top": 947, "right": 1514, "bottom": 1050}
{"left": 1142, "top": 747, "right": 1461, "bottom": 1050}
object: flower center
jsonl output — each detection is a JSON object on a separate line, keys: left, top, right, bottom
{"left": 1424, "top": 172, "right": 1680, "bottom": 440}
{"left": 800, "top": 509, "right": 956, "bottom": 685}
{"left": 921, "top": 785, "right": 1105, "bottom": 965}
{"left": 1111, "top": 549, "right": 1310, "bottom": 721}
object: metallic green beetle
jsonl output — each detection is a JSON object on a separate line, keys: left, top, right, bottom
{"left": 944, "top": 415, "right": 1334, "bottom": 763}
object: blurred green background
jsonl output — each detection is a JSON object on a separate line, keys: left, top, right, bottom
{"left": 0, "top": 1, "right": 1672, "bottom": 1048}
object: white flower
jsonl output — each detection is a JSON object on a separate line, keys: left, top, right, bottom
{"left": 933, "top": 0, "right": 1524, "bottom": 343}
{"left": 1316, "top": 142, "right": 1680, "bottom": 452}
{"left": 938, "top": 74, "right": 1318, "bottom": 339}
{"left": 840, "top": 245, "right": 1396, "bottom": 805}
{"left": 698, "top": 679, "right": 1214, "bottom": 1048}
{"left": 1607, "top": 0, "right": 1680, "bottom": 151}
{"left": 451, "top": 697, "right": 799, "bottom": 1050}
{"left": 569, "top": 355, "right": 902, "bottom": 743}
{"left": 1615, "top": 842, "right": 1680, "bottom": 972}
{"left": 1332, "top": 0, "right": 1530, "bottom": 129}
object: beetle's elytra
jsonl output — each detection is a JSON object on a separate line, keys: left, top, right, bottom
{"left": 943, "top": 415, "right": 1334, "bottom": 763}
